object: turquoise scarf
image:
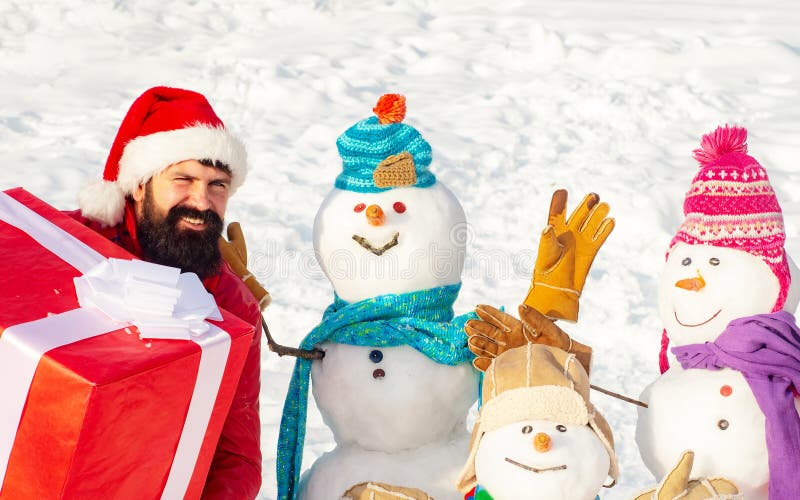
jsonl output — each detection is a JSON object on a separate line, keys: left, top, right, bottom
{"left": 276, "top": 283, "right": 475, "bottom": 499}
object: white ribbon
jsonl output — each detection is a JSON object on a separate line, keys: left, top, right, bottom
{"left": 0, "top": 191, "right": 231, "bottom": 498}
{"left": 0, "top": 191, "right": 104, "bottom": 273}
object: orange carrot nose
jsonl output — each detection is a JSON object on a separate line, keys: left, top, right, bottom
{"left": 533, "top": 432, "right": 552, "bottom": 453}
{"left": 675, "top": 271, "right": 706, "bottom": 291}
{"left": 366, "top": 204, "right": 385, "bottom": 226}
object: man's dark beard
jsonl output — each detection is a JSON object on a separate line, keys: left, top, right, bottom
{"left": 136, "top": 191, "right": 224, "bottom": 280}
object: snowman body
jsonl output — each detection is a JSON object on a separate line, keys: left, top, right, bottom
{"left": 474, "top": 419, "right": 609, "bottom": 500}
{"left": 638, "top": 367, "right": 771, "bottom": 499}
{"left": 637, "top": 241, "right": 799, "bottom": 498}
{"left": 299, "top": 183, "right": 478, "bottom": 499}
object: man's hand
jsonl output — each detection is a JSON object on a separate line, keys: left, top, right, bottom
{"left": 466, "top": 304, "right": 586, "bottom": 372}
{"left": 523, "top": 190, "right": 614, "bottom": 322}
{"left": 218, "top": 222, "right": 271, "bottom": 310}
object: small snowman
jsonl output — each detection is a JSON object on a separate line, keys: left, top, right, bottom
{"left": 455, "top": 343, "right": 618, "bottom": 500}
{"left": 277, "top": 95, "right": 479, "bottom": 500}
{"left": 636, "top": 125, "right": 800, "bottom": 500}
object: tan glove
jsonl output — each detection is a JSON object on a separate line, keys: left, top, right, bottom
{"left": 465, "top": 304, "right": 592, "bottom": 374}
{"left": 633, "top": 451, "right": 740, "bottom": 500}
{"left": 342, "top": 482, "right": 433, "bottom": 500}
{"left": 218, "top": 222, "right": 272, "bottom": 310}
{"left": 523, "top": 190, "right": 614, "bottom": 322}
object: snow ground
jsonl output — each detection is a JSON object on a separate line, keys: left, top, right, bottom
{"left": 2, "top": 1, "right": 800, "bottom": 498}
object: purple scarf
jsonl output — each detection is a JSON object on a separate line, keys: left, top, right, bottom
{"left": 672, "top": 311, "right": 800, "bottom": 500}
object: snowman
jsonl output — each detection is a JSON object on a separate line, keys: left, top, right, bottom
{"left": 276, "top": 94, "right": 479, "bottom": 500}
{"left": 636, "top": 125, "right": 800, "bottom": 500}
{"left": 455, "top": 343, "right": 618, "bottom": 500}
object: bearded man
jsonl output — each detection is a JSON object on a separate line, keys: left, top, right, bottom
{"left": 68, "top": 86, "right": 262, "bottom": 499}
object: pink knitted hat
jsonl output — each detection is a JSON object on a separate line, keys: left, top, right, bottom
{"left": 669, "top": 124, "right": 789, "bottom": 311}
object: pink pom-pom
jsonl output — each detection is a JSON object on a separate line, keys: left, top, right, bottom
{"left": 692, "top": 124, "right": 748, "bottom": 166}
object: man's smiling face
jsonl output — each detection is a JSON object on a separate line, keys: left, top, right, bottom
{"left": 132, "top": 159, "right": 231, "bottom": 278}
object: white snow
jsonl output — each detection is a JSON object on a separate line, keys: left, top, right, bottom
{"left": 3, "top": 1, "right": 800, "bottom": 498}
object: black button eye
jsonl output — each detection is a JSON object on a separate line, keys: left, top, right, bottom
{"left": 556, "top": 424, "right": 567, "bottom": 432}
{"left": 521, "top": 425, "right": 533, "bottom": 434}
{"left": 369, "top": 350, "right": 383, "bottom": 363}
{"left": 718, "top": 419, "right": 729, "bottom": 430}
{"left": 681, "top": 257, "right": 692, "bottom": 266}
{"left": 709, "top": 257, "right": 720, "bottom": 266}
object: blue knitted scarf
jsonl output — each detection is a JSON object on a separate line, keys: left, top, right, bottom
{"left": 276, "top": 283, "right": 475, "bottom": 499}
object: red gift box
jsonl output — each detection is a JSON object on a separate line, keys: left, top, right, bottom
{"left": 0, "top": 188, "right": 255, "bottom": 500}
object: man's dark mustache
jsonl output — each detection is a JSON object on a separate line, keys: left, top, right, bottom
{"left": 136, "top": 195, "right": 224, "bottom": 279}
{"left": 166, "top": 205, "right": 223, "bottom": 228}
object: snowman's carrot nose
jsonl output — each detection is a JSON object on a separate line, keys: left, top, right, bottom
{"left": 533, "top": 432, "right": 551, "bottom": 453}
{"left": 675, "top": 271, "right": 705, "bottom": 291}
{"left": 366, "top": 205, "right": 385, "bottom": 226}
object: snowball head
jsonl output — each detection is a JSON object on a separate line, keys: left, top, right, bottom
{"left": 658, "top": 243, "right": 780, "bottom": 348}
{"left": 313, "top": 183, "right": 467, "bottom": 303}
{"left": 475, "top": 419, "right": 610, "bottom": 500}
{"left": 635, "top": 368, "right": 798, "bottom": 500}
{"left": 311, "top": 342, "right": 478, "bottom": 451}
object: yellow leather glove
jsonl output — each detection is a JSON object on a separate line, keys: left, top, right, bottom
{"left": 523, "top": 190, "right": 614, "bottom": 322}
{"left": 633, "top": 451, "right": 740, "bottom": 500}
{"left": 218, "top": 222, "right": 272, "bottom": 311}
{"left": 342, "top": 482, "right": 433, "bottom": 500}
{"left": 465, "top": 304, "right": 592, "bottom": 374}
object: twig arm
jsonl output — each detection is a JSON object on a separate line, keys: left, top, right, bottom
{"left": 262, "top": 315, "right": 325, "bottom": 360}
{"left": 590, "top": 383, "right": 647, "bottom": 408}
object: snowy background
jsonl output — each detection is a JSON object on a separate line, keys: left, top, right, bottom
{"left": 2, "top": 1, "right": 800, "bottom": 498}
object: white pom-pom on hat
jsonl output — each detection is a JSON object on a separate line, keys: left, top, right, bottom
{"left": 77, "top": 180, "right": 127, "bottom": 227}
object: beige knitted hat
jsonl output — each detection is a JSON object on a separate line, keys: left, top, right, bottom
{"left": 456, "top": 343, "right": 618, "bottom": 492}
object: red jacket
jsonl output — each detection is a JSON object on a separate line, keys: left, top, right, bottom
{"left": 67, "top": 203, "right": 262, "bottom": 499}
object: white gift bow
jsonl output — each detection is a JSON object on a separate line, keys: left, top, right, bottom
{"left": 0, "top": 192, "right": 231, "bottom": 499}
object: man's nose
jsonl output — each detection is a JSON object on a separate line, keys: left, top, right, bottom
{"left": 188, "top": 184, "right": 211, "bottom": 211}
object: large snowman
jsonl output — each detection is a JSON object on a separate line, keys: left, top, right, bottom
{"left": 636, "top": 125, "right": 800, "bottom": 500}
{"left": 277, "top": 95, "right": 479, "bottom": 500}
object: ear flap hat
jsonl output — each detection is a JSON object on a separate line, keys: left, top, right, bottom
{"left": 456, "top": 343, "right": 618, "bottom": 492}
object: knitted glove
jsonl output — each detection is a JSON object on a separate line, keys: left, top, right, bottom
{"left": 218, "top": 222, "right": 272, "bottom": 310}
{"left": 342, "top": 482, "right": 433, "bottom": 500}
{"left": 633, "top": 451, "right": 740, "bottom": 500}
{"left": 523, "top": 190, "right": 614, "bottom": 322}
{"left": 465, "top": 304, "right": 592, "bottom": 373}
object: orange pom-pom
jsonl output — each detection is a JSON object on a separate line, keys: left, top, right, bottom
{"left": 373, "top": 94, "right": 406, "bottom": 124}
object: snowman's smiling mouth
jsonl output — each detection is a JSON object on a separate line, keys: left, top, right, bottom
{"left": 505, "top": 457, "right": 567, "bottom": 473}
{"left": 674, "top": 308, "right": 722, "bottom": 327}
{"left": 352, "top": 232, "right": 400, "bottom": 256}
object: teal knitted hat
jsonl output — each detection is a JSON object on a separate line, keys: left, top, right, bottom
{"left": 335, "top": 94, "right": 436, "bottom": 193}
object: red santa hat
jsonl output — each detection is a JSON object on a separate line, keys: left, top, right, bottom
{"left": 78, "top": 86, "right": 247, "bottom": 226}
